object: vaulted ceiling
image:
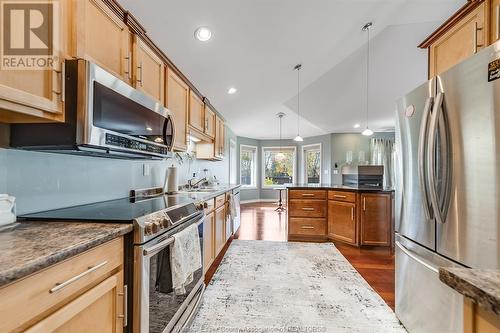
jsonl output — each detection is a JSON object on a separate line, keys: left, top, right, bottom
{"left": 118, "top": 0, "right": 464, "bottom": 139}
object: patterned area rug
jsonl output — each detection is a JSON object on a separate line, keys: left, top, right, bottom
{"left": 186, "top": 240, "right": 406, "bottom": 333}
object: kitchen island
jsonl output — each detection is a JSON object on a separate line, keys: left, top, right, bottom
{"left": 286, "top": 184, "right": 394, "bottom": 246}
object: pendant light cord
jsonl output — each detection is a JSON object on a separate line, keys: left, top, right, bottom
{"left": 297, "top": 65, "right": 300, "bottom": 135}
{"left": 365, "top": 25, "right": 370, "bottom": 129}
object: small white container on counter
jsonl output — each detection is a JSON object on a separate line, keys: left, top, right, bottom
{"left": 0, "top": 194, "right": 16, "bottom": 226}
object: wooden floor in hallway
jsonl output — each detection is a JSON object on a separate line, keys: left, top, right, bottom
{"left": 234, "top": 202, "right": 396, "bottom": 309}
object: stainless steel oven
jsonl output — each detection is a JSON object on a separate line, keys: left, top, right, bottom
{"left": 133, "top": 204, "right": 205, "bottom": 333}
{"left": 11, "top": 59, "right": 174, "bottom": 159}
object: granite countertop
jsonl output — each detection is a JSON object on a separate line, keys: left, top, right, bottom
{"left": 170, "top": 184, "right": 241, "bottom": 201}
{"left": 0, "top": 221, "right": 133, "bottom": 288}
{"left": 285, "top": 183, "right": 394, "bottom": 192}
{"left": 439, "top": 267, "right": 500, "bottom": 316}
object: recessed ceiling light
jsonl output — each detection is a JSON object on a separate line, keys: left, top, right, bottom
{"left": 353, "top": 123, "right": 361, "bottom": 128}
{"left": 194, "top": 27, "right": 212, "bottom": 42}
{"left": 227, "top": 87, "right": 237, "bottom": 94}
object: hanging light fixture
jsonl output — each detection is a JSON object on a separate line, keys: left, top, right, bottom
{"left": 276, "top": 112, "right": 286, "bottom": 160}
{"left": 362, "top": 22, "right": 374, "bottom": 137}
{"left": 293, "top": 64, "right": 304, "bottom": 142}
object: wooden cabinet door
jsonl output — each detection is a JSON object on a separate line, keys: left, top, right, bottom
{"left": 429, "top": 3, "right": 486, "bottom": 77}
{"left": 73, "top": 0, "right": 131, "bottom": 83}
{"left": 166, "top": 68, "right": 188, "bottom": 151}
{"left": 0, "top": 1, "right": 68, "bottom": 123}
{"left": 189, "top": 91, "right": 204, "bottom": 133}
{"left": 133, "top": 37, "right": 164, "bottom": 102}
{"left": 215, "top": 116, "right": 225, "bottom": 159}
{"left": 214, "top": 205, "right": 226, "bottom": 256}
{"left": 204, "top": 105, "right": 216, "bottom": 138}
{"left": 328, "top": 201, "right": 357, "bottom": 245}
{"left": 491, "top": 0, "right": 500, "bottom": 43}
{"left": 360, "top": 193, "right": 391, "bottom": 246}
{"left": 203, "top": 212, "right": 215, "bottom": 273}
{"left": 26, "top": 271, "right": 124, "bottom": 333}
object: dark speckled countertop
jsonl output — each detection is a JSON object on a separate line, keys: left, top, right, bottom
{"left": 0, "top": 221, "right": 132, "bottom": 287}
{"left": 439, "top": 267, "right": 500, "bottom": 316}
{"left": 285, "top": 184, "right": 394, "bottom": 192}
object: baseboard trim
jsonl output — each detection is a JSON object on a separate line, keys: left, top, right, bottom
{"left": 240, "top": 199, "right": 277, "bottom": 204}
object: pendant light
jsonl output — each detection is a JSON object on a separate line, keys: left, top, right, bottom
{"left": 293, "top": 64, "right": 304, "bottom": 142}
{"left": 276, "top": 112, "right": 286, "bottom": 160}
{"left": 362, "top": 22, "right": 374, "bottom": 136}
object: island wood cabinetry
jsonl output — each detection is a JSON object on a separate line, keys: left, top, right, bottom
{"left": 288, "top": 190, "right": 327, "bottom": 242}
{"left": 464, "top": 298, "right": 500, "bottom": 333}
{"left": 0, "top": 237, "right": 126, "bottom": 333}
{"left": 288, "top": 188, "right": 393, "bottom": 247}
{"left": 420, "top": 0, "right": 499, "bottom": 78}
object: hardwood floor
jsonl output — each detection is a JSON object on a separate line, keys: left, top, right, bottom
{"left": 205, "top": 202, "right": 395, "bottom": 310}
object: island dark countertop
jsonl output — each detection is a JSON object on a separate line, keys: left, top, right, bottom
{"left": 0, "top": 221, "right": 133, "bottom": 288}
{"left": 285, "top": 184, "right": 394, "bottom": 193}
{"left": 439, "top": 267, "right": 500, "bottom": 316}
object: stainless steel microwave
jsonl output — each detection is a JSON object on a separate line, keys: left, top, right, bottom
{"left": 10, "top": 59, "right": 174, "bottom": 159}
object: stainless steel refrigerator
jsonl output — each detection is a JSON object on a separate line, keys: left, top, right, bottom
{"left": 395, "top": 40, "right": 500, "bottom": 333}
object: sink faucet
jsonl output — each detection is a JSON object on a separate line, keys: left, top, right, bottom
{"left": 187, "top": 177, "right": 208, "bottom": 189}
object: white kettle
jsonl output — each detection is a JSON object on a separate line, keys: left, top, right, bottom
{"left": 0, "top": 194, "right": 16, "bottom": 226}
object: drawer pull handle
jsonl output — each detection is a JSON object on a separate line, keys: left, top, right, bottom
{"left": 301, "top": 226, "right": 314, "bottom": 229}
{"left": 50, "top": 261, "right": 108, "bottom": 293}
{"left": 334, "top": 194, "right": 347, "bottom": 199}
{"left": 302, "top": 208, "right": 314, "bottom": 211}
{"left": 118, "top": 284, "right": 128, "bottom": 327}
{"left": 301, "top": 194, "right": 315, "bottom": 197}
{"left": 473, "top": 21, "right": 483, "bottom": 54}
{"left": 351, "top": 207, "right": 355, "bottom": 221}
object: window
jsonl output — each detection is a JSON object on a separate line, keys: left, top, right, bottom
{"left": 262, "top": 146, "right": 296, "bottom": 187}
{"left": 302, "top": 144, "right": 321, "bottom": 184}
{"left": 240, "top": 145, "right": 257, "bottom": 188}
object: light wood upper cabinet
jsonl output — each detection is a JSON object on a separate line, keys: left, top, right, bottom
{"left": 133, "top": 37, "right": 164, "bottom": 102}
{"left": 491, "top": 0, "right": 500, "bottom": 42}
{"left": 421, "top": 1, "right": 492, "bottom": 78}
{"left": 73, "top": 0, "right": 131, "bottom": 83}
{"left": 215, "top": 115, "right": 225, "bottom": 159}
{"left": 166, "top": 68, "right": 189, "bottom": 151}
{"left": 203, "top": 211, "right": 215, "bottom": 274}
{"left": 189, "top": 91, "right": 205, "bottom": 133}
{"left": 328, "top": 200, "right": 357, "bottom": 245}
{"left": 0, "top": 0, "right": 68, "bottom": 123}
{"left": 360, "top": 193, "right": 392, "bottom": 246}
{"left": 204, "top": 105, "right": 216, "bottom": 138}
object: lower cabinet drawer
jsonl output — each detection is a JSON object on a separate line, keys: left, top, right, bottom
{"left": 328, "top": 190, "right": 356, "bottom": 203}
{"left": 288, "top": 200, "right": 326, "bottom": 218}
{"left": 289, "top": 218, "right": 327, "bottom": 236}
{"left": 0, "top": 238, "right": 124, "bottom": 333}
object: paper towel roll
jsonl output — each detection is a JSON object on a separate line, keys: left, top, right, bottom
{"left": 165, "top": 165, "right": 178, "bottom": 194}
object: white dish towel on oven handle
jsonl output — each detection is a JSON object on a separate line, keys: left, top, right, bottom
{"left": 170, "top": 222, "right": 202, "bottom": 295}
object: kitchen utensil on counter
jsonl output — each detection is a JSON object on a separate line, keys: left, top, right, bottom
{"left": 164, "top": 165, "right": 179, "bottom": 194}
{"left": 0, "top": 194, "right": 16, "bottom": 226}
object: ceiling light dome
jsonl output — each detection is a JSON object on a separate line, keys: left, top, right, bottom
{"left": 227, "top": 87, "right": 237, "bottom": 94}
{"left": 362, "top": 128, "right": 374, "bottom": 136}
{"left": 194, "top": 27, "right": 212, "bottom": 42}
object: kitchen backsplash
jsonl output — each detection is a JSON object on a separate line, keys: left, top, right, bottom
{"left": 0, "top": 143, "right": 230, "bottom": 215}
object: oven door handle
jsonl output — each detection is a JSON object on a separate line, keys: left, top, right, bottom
{"left": 143, "top": 236, "right": 174, "bottom": 256}
{"left": 142, "top": 218, "right": 204, "bottom": 256}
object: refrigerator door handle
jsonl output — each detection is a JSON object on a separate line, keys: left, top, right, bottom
{"left": 418, "top": 97, "right": 434, "bottom": 220}
{"left": 427, "top": 92, "right": 446, "bottom": 224}
{"left": 395, "top": 241, "right": 439, "bottom": 273}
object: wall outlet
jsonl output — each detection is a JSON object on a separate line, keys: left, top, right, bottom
{"left": 324, "top": 169, "right": 329, "bottom": 175}
{"left": 143, "top": 164, "right": 150, "bottom": 176}
{"left": 333, "top": 169, "right": 339, "bottom": 175}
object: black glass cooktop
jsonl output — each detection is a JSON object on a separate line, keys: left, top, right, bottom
{"left": 20, "top": 195, "right": 194, "bottom": 222}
